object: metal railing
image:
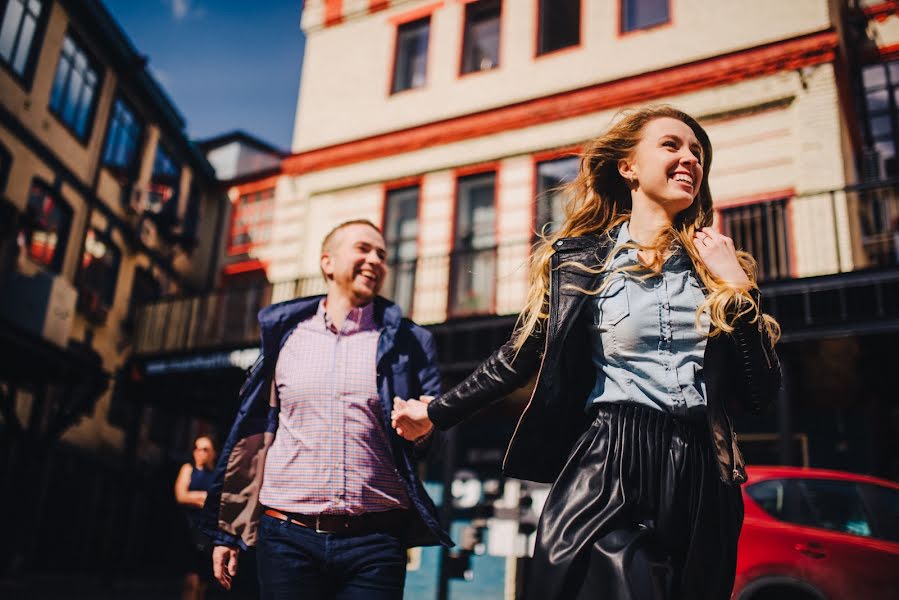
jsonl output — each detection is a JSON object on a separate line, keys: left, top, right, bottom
{"left": 133, "top": 180, "right": 899, "bottom": 356}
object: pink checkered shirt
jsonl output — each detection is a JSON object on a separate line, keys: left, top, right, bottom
{"left": 259, "top": 299, "right": 410, "bottom": 515}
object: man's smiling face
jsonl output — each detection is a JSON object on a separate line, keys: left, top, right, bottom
{"left": 320, "top": 223, "right": 387, "bottom": 306}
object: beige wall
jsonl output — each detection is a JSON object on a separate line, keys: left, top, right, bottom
{"left": 293, "top": 0, "right": 831, "bottom": 151}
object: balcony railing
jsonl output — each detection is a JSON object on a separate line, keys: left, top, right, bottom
{"left": 133, "top": 180, "right": 898, "bottom": 356}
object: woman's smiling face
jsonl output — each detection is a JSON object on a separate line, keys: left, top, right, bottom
{"left": 619, "top": 116, "right": 705, "bottom": 218}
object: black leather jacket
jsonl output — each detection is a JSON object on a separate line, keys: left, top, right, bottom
{"left": 427, "top": 232, "right": 782, "bottom": 485}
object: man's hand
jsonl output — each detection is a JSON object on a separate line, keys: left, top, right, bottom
{"left": 212, "top": 545, "right": 239, "bottom": 590}
{"left": 391, "top": 396, "right": 434, "bottom": 441}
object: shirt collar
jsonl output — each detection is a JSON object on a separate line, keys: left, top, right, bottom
{"left": 318, "top": 298, "right": 378, "bottom": 334}
{"left": 616, "top": 220, "right": 690, "bottom": 270}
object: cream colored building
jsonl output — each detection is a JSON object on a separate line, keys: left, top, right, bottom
{"left": 220, "top": 0, "right": 897, "bottom": 332}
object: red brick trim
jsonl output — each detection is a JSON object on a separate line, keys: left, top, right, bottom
{"left": 283, "top": 30, "right": 838, "bottom": 175}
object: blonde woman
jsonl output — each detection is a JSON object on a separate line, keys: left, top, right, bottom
{"left": 392, "top": 106, "right": 782, "bottom": 599}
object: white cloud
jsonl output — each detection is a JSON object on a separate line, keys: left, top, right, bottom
{"left": 165, "top": 0, "right": 202, "bottom": 22}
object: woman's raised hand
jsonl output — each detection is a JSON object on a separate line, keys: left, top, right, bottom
{"left": 693, "top": 227, "right": 750, "bottom": 290}
{"left": 391, "top": 396, "right": 434, "bottom": 441}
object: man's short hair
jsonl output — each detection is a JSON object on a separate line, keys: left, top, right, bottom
{"left": 319, "top": 219, "right": 382, "bottom": 279}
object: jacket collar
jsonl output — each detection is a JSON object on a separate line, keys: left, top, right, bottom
{"left": 258, "top": 295, "right": 403, "bottom": 362}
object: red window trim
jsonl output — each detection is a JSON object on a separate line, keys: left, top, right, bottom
{"left": 534, "top": 0, "right": 585, "bottom": 60}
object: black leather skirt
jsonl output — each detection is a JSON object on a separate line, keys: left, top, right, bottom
{"left": 525, "top": 402, "right": 743, "bottom": 600}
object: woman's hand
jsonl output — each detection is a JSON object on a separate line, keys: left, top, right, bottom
{"left": 391, "top": 396, "right": 434, "bottom": 441}
{"left": 693, "top": 228, "right": 750, "bottom": 290}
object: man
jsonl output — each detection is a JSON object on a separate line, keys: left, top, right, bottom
{"left": 201, "top": 220, "right": 451, "bottom": 599}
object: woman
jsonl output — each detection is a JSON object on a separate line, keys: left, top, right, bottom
{"left": 174, "top": 435, "right": 217, "bottom": 600}
{"left": 392, "top": 106, "right": 782, "bottom": 599}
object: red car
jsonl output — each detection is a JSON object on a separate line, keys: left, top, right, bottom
{"left": 733, "top": 466, "right": 899, "bottom": 600}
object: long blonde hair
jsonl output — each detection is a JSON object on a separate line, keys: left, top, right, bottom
{"left": 516, "top": 105, "right": 780, "bottom": 349}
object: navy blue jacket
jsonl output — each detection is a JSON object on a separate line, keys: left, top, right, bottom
{"left": 199, "top": 295, "right": 452, "bottom": 549}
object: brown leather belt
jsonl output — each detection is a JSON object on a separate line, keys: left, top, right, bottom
{"left": 263, "top": 507, "right": 408, "bottom": 535}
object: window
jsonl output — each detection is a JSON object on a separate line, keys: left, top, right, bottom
{"left": 450, "top": 171, "right": 496, "bottom": 316}
{"left": 383, "top": 185, "right": 419, "bottom": 315}
{"left": 746, "top": 479, "right": 789, "bottom": 521}
{"left": 719, "top": 198, "right": 791, "bottom": 281}
{"left": 537, "top": 0, "right": 579, "bottom": 55}
{"left": 102, "top": 97, "right": 143, "bottom": 172}
{"left": 860, "top": 60, "right": 899, "bottom": 180}
{"left": 21, "top": 181, "right": 72, "bottom": 272}
{"left": 391, "top": 17, "right": 429, "bottom": 93}
{"left": 48, "top": 33, "right": 101, "bottom": 141}
{"left": 461, "top": 0, "right": 501, "bottom": 75}
{"left": 795, "top": 479, "right": 873, "bottom": 538}
{"left": 0, "top": 0, "right": 44, "bottom": 81}
{"left": 228, "top": 188, "right": 274, "bottom": 254}
{"left": 535, "top": 156, "right": 579, "bottom": 237}
{"left": 77, "top": 228, "right": 120, "bottom": 320}
{"left": 862, "top": 484, "right": 899, "bottom": 543}
{"left": 147, "top": 144, "right": 180, "bottom": 213}
{"left": 621, "top": 0, "right": 669, "bottom": 33}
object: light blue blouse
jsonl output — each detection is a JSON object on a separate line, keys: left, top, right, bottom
{"left": 587, "top": 222, "right": 710, "bottom": 417}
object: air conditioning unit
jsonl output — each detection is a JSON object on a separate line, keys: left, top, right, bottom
{"left": 0, "top": 270, "right": 77, "bottom": 347}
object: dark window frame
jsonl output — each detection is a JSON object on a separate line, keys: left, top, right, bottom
{"left": 449, "top": 169, "right": 497, "bottom": 317}
{"left": 47, "top": 29, "right": 104, "bottom": 144}
{"left": 21, "top": 178, "right": 73, "bottom": 274}
{"left": 460, "top": 0, "right": 502, "bottom": 76}
{"left": 536, "top": 0, "right": 581, "bottom": 56}
{"left": 534, "top": 155, "right": 579, "bottom": 238}
{"left": 390, "top": 16, "right": 430, "bottom": 94}
{"left": 0, "top": 0, "right": 50, "bottom": 88}
{"left": 620, "top": 0, "right": 671, "bottom": 34}
{"left": 101, "top": 94, "right": 144, "bottom": 175}
{"left": 76, "top": 226, "right": 121, "bottom": 316}
{"left": 148, "top": 142, "right": 181, "bottom": 215}
{"left": 0, "top": 141, "right": 10, "bottom": 194}
{"left": 228, "top": 187, "right": 275, "bottom": 255}
{"left": 382, "top": 183, "right": 420, "bottom": 315}
{"left": 858, "top": 59, "right": 899, "bottom": 180}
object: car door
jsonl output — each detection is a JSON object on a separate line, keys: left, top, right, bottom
{"left": 788, "top": 478, "right": 899, "bottom": 599}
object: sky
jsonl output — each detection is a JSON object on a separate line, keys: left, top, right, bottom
{"left": 103, "top": 0, "right": 305, "bottom": 151}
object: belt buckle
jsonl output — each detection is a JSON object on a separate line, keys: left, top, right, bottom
{"left": 315, "top": 515, "right": 334, "bottom": 534}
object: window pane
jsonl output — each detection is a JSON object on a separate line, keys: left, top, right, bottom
{"left": 889, "top": 60, "right": 899, "bottom": 85}
{"left": 383, "top": 185, "right": 419, "bottom": 315}
{"left": 864, "top": 64, "right": 887, "bottom": 89}
{"left": 80, "top": 229, "right": 120, "bottom": 307}
{"left": 23, "top": 182, "right": 72, "bottom": 272}
{"left": 863, "top": 484, "right": 899, "bottom": 543}
{"left": 451, "top": 172, "right": 496, "bottom": 316}
{"left": 461, "top": 0, "right": 500, "bottom": 74}
{"left": 0, "top": 0, "right": 25, "bottom": 64}
{"left": 536, "top": 156, "right": 579, "bottom": 236}
{"left": 795, "top": 479, "right": 872, "bottom": 537}
{"left": 747, "top": 479, "right": 789, "bottom": 520}
{"left": 48, "top": 35, "right": 99, "bottom": 140}
{"left": 870, "top": 115, "right": 893, "bottom": 138}
{"left": 622, "top": 0, "right": 669, "bottom": 32}
{"left": 866, "top": 89, "right": 889, "bottom": 114}
{"left": 538, "top": 0, "right": 580, "bottom": 55}
{"left": 392, "top": 18, "right": 429, "bottom": 93}
{"left": 11, "top": 11, "right": 34, "bottom": 73}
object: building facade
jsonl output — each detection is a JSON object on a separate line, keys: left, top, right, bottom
{"left": 131, "top": 0, "right": 899, "bottom": 597}
{"left": 0, "top": 0, "right": 228, "bottom": 577}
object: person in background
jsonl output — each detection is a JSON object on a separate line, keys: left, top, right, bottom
{"left": 175, "top": 435, "right": 217, "bottom": 600}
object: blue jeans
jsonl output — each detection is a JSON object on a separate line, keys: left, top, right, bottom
{"left": 256, "top": 512, "right": 407, "bottom": 600}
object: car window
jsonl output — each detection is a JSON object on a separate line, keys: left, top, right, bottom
{"left": 863, "top": 484, "right": 899, "bottom": 543}
{"left": 747, "top": 479, "right": 789, "bottom": 520}
{"left": 795, "top": 479, "right": 872, "bottom": 537}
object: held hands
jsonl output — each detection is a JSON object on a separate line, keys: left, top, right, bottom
{"left": 693, "top": 228, "right": 750, "bottom": 290}
{"left": 391, "top": 395, "right": 434, "bottom": 441}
